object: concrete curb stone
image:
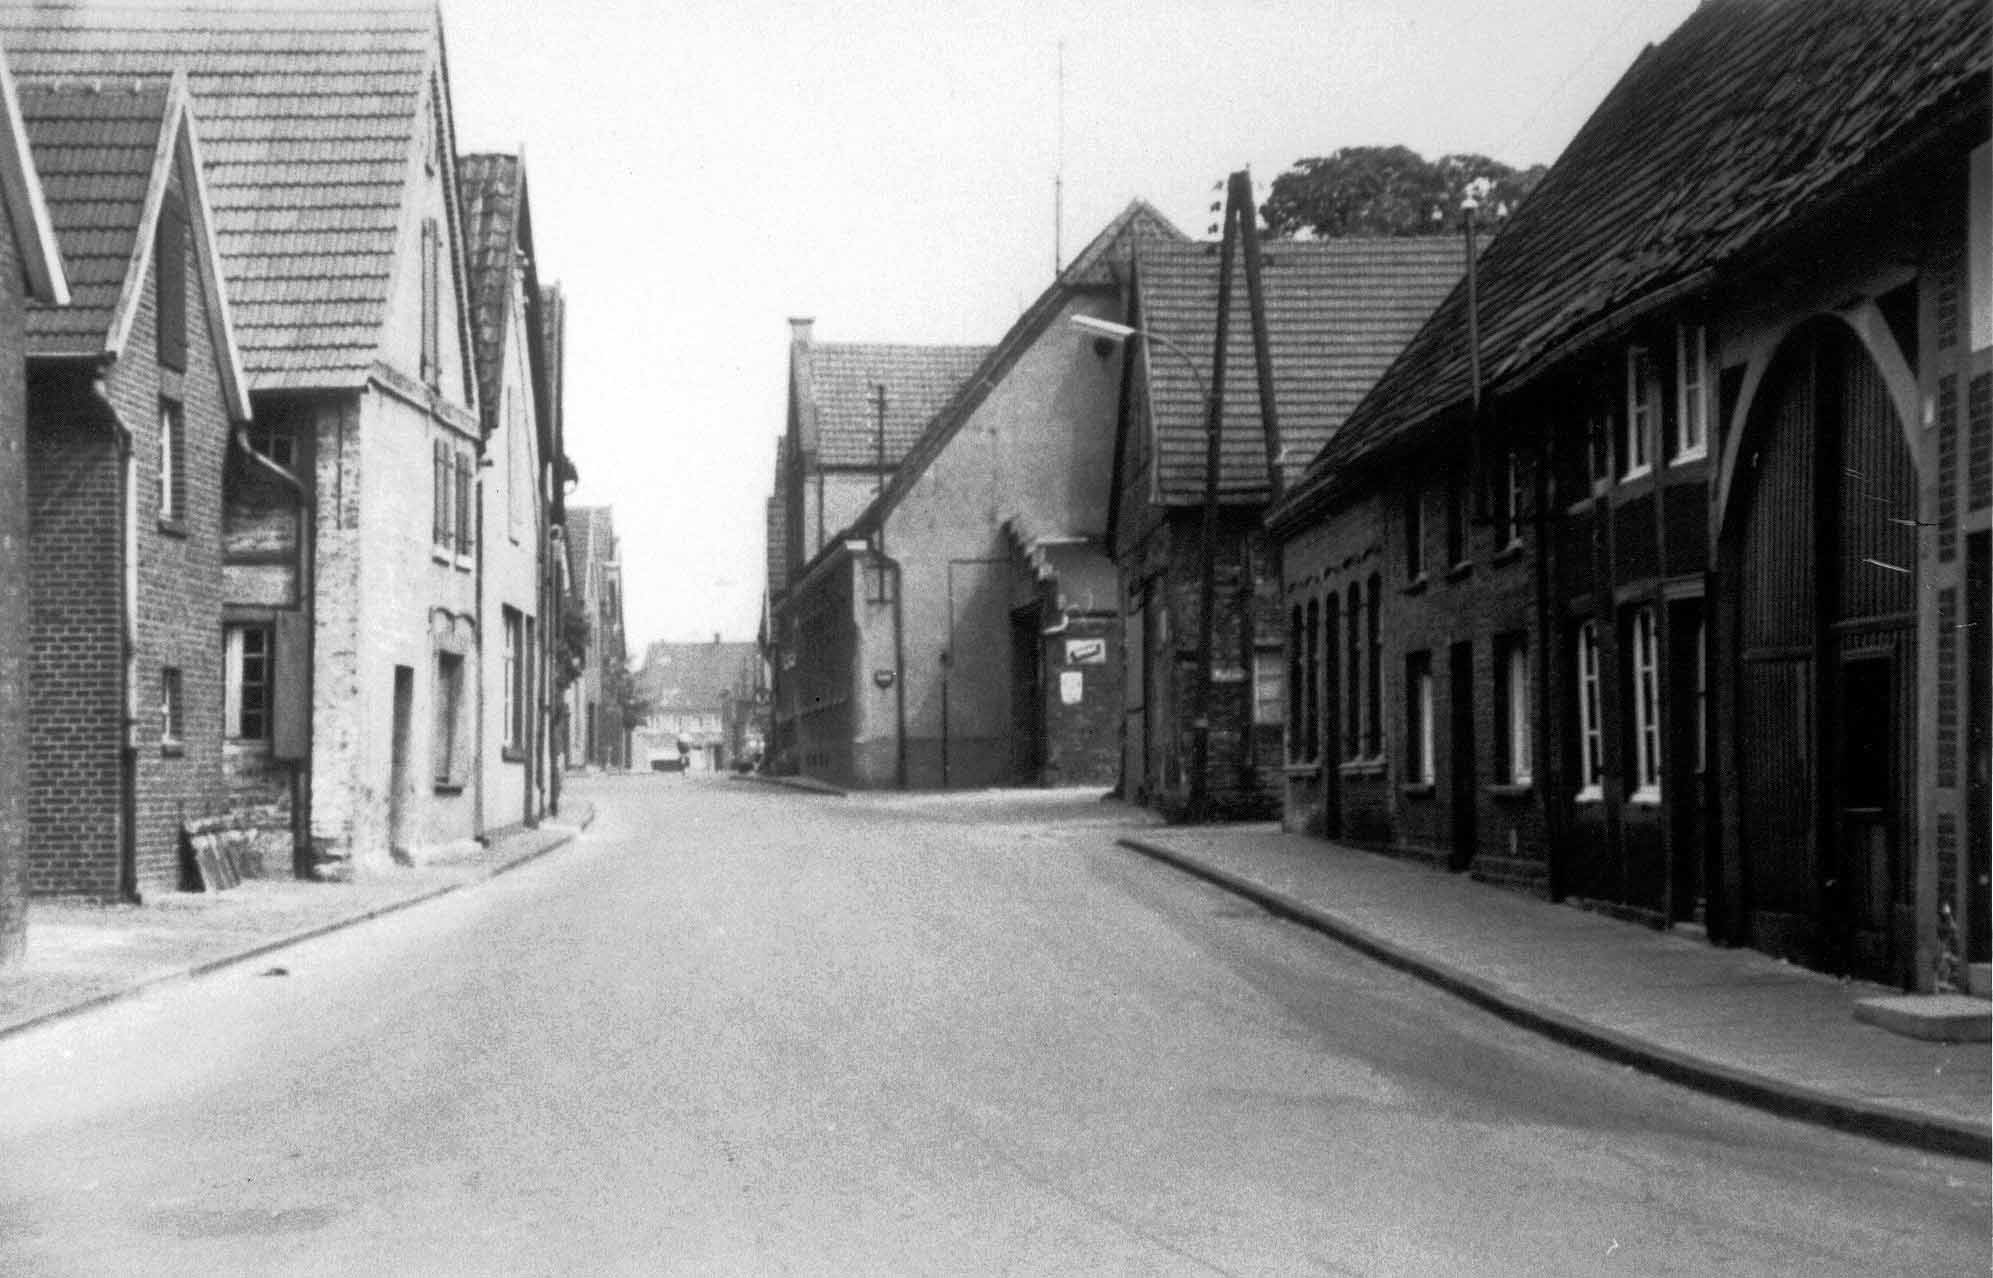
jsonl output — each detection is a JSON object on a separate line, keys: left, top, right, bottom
{"left": 1117, "top": 833, "right": 1992, "bottom": 1162}
{"left": 729, "top": 773, "right": 848, "bottom": 797}
{"left": 0, "top": 801, "right": 597, "bottom": 1046}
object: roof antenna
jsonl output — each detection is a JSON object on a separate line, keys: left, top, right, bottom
{"left": 1053, "top": 40, "right": 1065, "bottom": 277}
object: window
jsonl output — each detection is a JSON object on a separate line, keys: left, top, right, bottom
{"left": 434, "top": 651, "right": 465, "bottom": 785}
{"left": 420, "top": 217, "right": 441, "bottom": 387}
{"left": 1496, "top": 635, "right": 1532, "bottom": 785}
{"left": 1628, "top": 606, "right": 1662, "bottom": 803}
{"left": 1587, "top": 405, "right": 1613, "bottom": 489}
{"left": 159, "top": 666, "right": 183, "bottom": 748}
{"left": 1575, "top": 621, "right": 1604, "bottom": 800}
{"left": 1304, "top": 599, "right": 1320, "bottom": 762}
{"left": 1497, "top": 447, "right": 1525, "bottom": 547}
{"left": 1345, "top": 582, "right": 1362, "bottom": 756}
{"left": 1253, "top": 645, "right": 1284, "bottom": 728}
{"left": 1623, "top": 345, "right": 1656, "bottom": 479}
{"left": 1365, "top": 574, "right": 1382, "bottom": 758}
{"left": 159, "top": 399, "right": 183, "bottom": 522}
{"left": 1404, "top": 485, "right": 1426, "bottom": 580}
{"left": 433, "top": 439, "right": 452, "bottom": 549}
{"left": 248, "top": 421, "right": 294, "bottom": 469}
{"left": 455, "top": 450, "right": 474, "bottom": 556}
{"left": 1445, "top": 463, "right": 1467, "bottom": 567}
{"left": 1405, "top": 651, "right": 1434, "bottom": 786}
{"left": 1673, "top": 324, "right": 1708, "bottom": 460}
{"left": 503, "top": 607, "right": 524, "bottom": 751}
{"left": 225, "top": 624, "right": 272, "bottom": 741}
{"left": 156, "top": 194, "right": 187, "bottom": 371}
{"left": 1323, "top": 592, "right": 1341, "bottom": 763}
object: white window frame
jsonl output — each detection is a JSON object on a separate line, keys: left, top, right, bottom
{"left": 1629, "top": 606, "right": 1662, "bottom": 804}
{"left": 224, "top": 624, "right": 272, "bottom": 741}
{"left": 1623, "top": 345, "right": 1654, "bottom": 481}
{"left": 1504, "top": 638, "right": 1532, "bottom": 785}
{"left": 1674, "top": 324, "right": 1709, "bottom": 461}
{"left": 1253, "top": 644, "right": 1285, "bottom": 728}
{"left": 503, "top": 609, "right": 523, "bottom": 750}
{"left": 1501, "top": 448, "right": 1525, "bottom": 547}
{"left": 1576, "top": 622, "right": 1604, "bottom": 802}
{"left": 159, "top": 666, "right": 183, "bottom": 747}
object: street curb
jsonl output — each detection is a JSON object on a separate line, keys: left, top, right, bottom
{"left": 1116, "top": 834, "right": 1992, "bottom": 1162}
{"left": 730, "top": 773, "right": 848, "bottom": 798}
{"left": 0, "top": 814, "right": 594, "bottom": 1047}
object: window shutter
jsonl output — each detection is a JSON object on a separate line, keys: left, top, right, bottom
{"left": 156, "top": 196, "right": 187, "bottom": 370}
{"left": 457, "top": 451, "right": 473, "bottom": 555}
{"left": 433, "top": 439, "right": 447, "bottom": 544}
{"left": 273, "top": 610, "right": 311, "bottom": 760}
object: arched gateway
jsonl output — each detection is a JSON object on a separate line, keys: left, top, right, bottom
{"left": 1723, "top": 319, "right": 1919, "bottom": 984}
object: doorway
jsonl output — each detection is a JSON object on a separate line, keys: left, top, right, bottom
{"left": 1009, "top": 604, "right": 1044, "bottom": 785}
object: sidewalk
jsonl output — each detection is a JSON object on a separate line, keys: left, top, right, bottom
{"left": 0, "top": 801, "right": 594, "bottom": 1042}
{"left": 1119, "top": 825, "right": 1991, "bottom": 1160}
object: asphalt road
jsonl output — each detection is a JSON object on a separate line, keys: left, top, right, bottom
{"left": 0, "top": 776, "right": 1985, "bottom": 1276}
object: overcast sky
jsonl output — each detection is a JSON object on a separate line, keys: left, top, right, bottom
{"left": 442, "top": 0, "right": 1701, "bottom": 652}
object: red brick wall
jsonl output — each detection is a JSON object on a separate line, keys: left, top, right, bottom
{"left": 27, "top": 384, "right": 123, "bottom": 898}
{"left": 0, "top": 207, "right": 31, "bottom": 954}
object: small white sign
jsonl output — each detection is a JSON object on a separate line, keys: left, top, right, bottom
{"left": 1059, "top": 670, "right": 1084, "bottom": 705}
{"left": 1064, "top": 638, "right": 1106, "bottom": 666}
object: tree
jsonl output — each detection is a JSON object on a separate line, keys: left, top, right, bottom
{"left": 1260, "top": 146, "right": 1547, "bottom": 240}
{"left": 555, "top": 595, "right": 591, "bottom": 693}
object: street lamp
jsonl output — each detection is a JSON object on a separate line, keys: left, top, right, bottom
{"left": 1071, "top": 312, "right": 1221, "bottom": 821}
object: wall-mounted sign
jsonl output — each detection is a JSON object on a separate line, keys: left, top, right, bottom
{"left": 1059, "top": 670, "right": 1084, "bottom": 705}
{"left": 1064, "top": 637, "right": 1106, "bottom": 666}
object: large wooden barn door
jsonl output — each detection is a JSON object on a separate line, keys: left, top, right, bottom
{"left": 1730, "top": 323, "right": 1913, "bottom": 982}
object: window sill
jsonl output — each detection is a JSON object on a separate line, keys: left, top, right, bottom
{"left": 1486, "top": 781, "right": 1533, "bottom": 799}
{"left": 1281, "top": 761, "right": 1323, "bottom": 777}
{"left": 1402, "top": 574, "right": 1429, "bottom": 596}
{"left": 157, "top": 517, "right": 188, "bottom": 539}
{"left": 1493, "top": 542, "right": 1526, "bottom": 566}
{"left": 1669, "top": 447, "right": 1708, "bottom": 470}
{"left": 1339, "top": 758, "right": 1387, "bottom": 779}
{"left": 455, "top": 553, "right": 475, "bottom": 572}
{"left": 431, "top": 547, "right": 454, "bottom": 566}
{"left": 1621, "top": 464, "right": 1653, "bottom": 485}
{"left": 1628, "top": 786, "right": 1663, "bottom": 808}
{"left": 1402, "top": 782, "right": 1435, "bottom": 799}
{"left": 1445, "top": 561, "right": 1473, "bottom": 583}
{"left": 502, "top": 746, "right": 526, "bottom": 763}
{"left": 159, "top": 741, "right": 185, "bottom": 758}
{"left": 433, "top": 781, "right": 465, "bottom": 795}
{"left": 1574, "top": 786, "right": 1604, "bottom": 805}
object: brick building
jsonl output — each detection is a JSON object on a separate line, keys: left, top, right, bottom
{"left": 564, "top": 505, "right": 627, "bottom": 770}
{"left": 1105, "top": 237, "right": 1465, "bottom": 818}
{"left": 634, "top": 638, "right": 760, "bottom": 773}
{"left": 1269, "top": 0, "right": 1990, "bottom": 989}
{"left": 22, "top": 75, "right": 252, "bottom": 900}
{"left": 766, "top": 320, "right": 988, "bottom": 780}
{"left": 772, "top": 204, "right": 1176, "bottom": 790}
{"left": 460, "top": 152, "right": 558, "bottom": 834}
{"left": 7, "top": 2, "right": 490, "bottom": 877}
{"left": 0, "top": 39, "right": 68, "bottom": 959}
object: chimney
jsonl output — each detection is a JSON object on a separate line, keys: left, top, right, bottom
{"left": 788, "top": 316, "right": 814, "bottom": 346}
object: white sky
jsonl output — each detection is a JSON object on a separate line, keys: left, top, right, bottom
{"left": 442, "top": 0, "right": 1701, "bottom": 651}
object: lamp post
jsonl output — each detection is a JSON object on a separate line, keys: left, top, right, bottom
{"left": 1072, "top": 313, "right": 1220, "bottom": 820}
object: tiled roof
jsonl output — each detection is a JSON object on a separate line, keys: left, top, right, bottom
{"left": 639, "top": 641, "right": 758, "bottom": 714}
{"left": 0, "top": 0, "right": 445, "bottom": 388}
{"left": 1137, "top": 237, "right": 1466, "bottom": 505}
{"left": 539, "top": 282, "right": 564, "bottom": 448}
{"left": 18, "top": 79, "right": 166, "bottom": 354}
{"left": 1291, "top": 0, "right": 1990, "bottom": 510}
{"left": 805, "top": 341, "right": 989, "bottom": 469}
{"left": 845, "top": 199, "right": 1187, "bottom": 540}
{"left": 457, "top": 151, "right": 517, "bottom": 433}
{"left": 0, "top": 37, "right": 69, "bottom": 305}
{"left": 566, "top": 504, "right": 613, "bottom": 603}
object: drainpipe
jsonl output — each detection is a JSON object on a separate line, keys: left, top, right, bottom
{"left": 547, "top": 522, "right": 564, "bottom": 816}
{"left": 88, "top": 378, "right": 138, "bottom": 900}
{"left": 473, "top": 454, "right": 487, "bottom": 841}
{"left": 876, "top": 549, "right": 907, "bottom": 788}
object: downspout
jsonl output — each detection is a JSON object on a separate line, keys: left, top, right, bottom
{"left": 89, "top": 377, "right": 138, "bottom": 901}
{"left": 547, "top": 522, "right": 564, "bottom": 816}
{"left": 473, "top": 454, "right": 487, "bottom": 840}
{"left": 878, "top": 549, "right": 907, "bottom": 788}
